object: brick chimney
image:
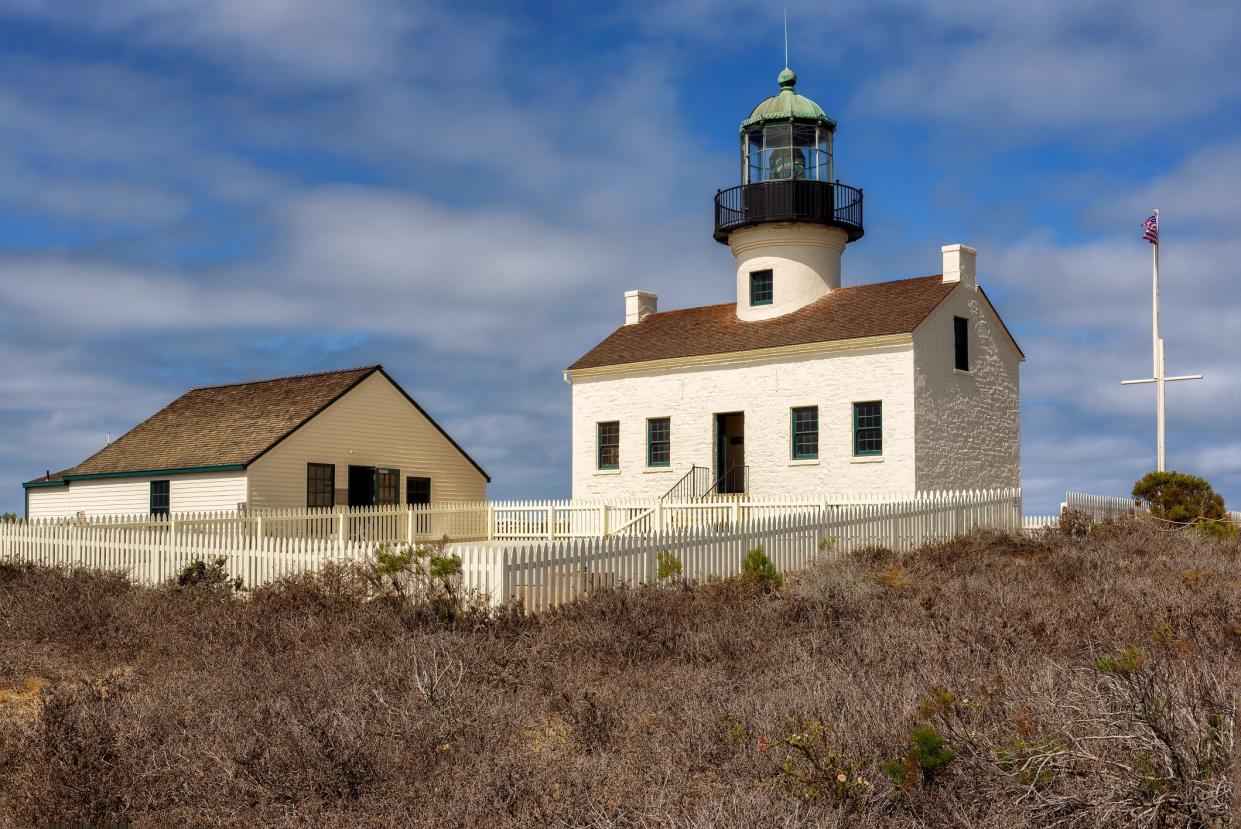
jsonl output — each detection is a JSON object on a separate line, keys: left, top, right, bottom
{"left": 942, "top": 244, "right": 977, "bottom": 287}
{"left": 624, "top": 290, "right": 658, "bottom": 325}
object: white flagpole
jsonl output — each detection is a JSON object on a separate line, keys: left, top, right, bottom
{"left": 1122, "top": 209, "right": 1202, "bottom": 467}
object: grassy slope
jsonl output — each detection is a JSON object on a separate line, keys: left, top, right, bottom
{"left": 0, "top": 522, "right": 1237, "bottom": 828}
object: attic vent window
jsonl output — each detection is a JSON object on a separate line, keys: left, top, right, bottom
{"left": 749, "top": 270, "right": 773, "bottom": 306}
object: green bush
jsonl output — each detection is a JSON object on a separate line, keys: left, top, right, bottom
{"left": 1132, "top": 471, "right": 1226, "bottom": 525}
{"left": 741, "top": 546, "right": 782, "bottom": 589}
{"left": 883, "top": 725, "right": 956, "bottom": 789}
{"left": 1, "top": 512, "right": 17, "bottom": 524}
{"left": 1195, "top": 519, "right": 1238, "bottom": 541}
{"left": 656, "top": 551, "right": 682, "bottom": 582}
{"left": 1096, "top": 645, "right": 1146, "bottom": 676}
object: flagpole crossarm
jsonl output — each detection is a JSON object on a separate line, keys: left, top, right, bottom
{"left": 1121, "top": 378, "right": 1156, "bottom": 385}
{"left": 1165, "top": 374, "right": 1204, "bottom": 382}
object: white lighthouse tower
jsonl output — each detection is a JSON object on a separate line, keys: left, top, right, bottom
{"left": 713, "top": 67, "right": 864, "bottom": 321}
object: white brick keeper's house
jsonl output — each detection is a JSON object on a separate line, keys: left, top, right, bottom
{"left": 23, "top": 366, "right": 489, "bottom": 519}
{"left": 566, "top": 67, "right": 1024, "bottom": 500}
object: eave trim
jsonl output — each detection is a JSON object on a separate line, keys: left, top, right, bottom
{"left": 568, "top": 333, "right": 914, "bottom": 380}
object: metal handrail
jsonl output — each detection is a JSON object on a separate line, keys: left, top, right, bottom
{"left": 662, "top": 465, "right": 711, "bottom": 502}
{"left": 705, "top": 464, "right": 749, "bottom": 497}
{"left": 713, "top": 179, "right": 864, "bottom": 243}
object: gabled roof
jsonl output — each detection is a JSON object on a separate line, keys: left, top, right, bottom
{"left": 569, "top": 275, "right": 958, "bottom": 372}
{"left": 25, "top": 365, "right": 489, "bottom": 485}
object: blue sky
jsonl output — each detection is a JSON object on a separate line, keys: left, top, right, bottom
{"left": 1, "top": 0, "right": 1239, "bottom": 515}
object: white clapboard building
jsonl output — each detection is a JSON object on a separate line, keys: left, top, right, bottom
{"left": 566, "top": 67, "right": 1023, "bottom": 500}
{"left": 23, "top": 366, "right": 488, "bottom": 518}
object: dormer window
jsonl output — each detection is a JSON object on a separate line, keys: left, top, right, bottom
{"left": 749, "top": 270, "right": 774, "bottom": 306}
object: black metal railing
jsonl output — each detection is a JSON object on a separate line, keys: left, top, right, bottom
{"left": 705, "top": 464, "right": 749, "bottom": 497}
{"left": 662, "top": 465, "right": 712, "bottom": 502}
{"left": 713, "top": 179, "right": 864, "bottom": 243}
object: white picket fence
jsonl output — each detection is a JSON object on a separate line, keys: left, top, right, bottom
{"left": 13, "top": 489, "right": 1019, "bottom": 545}
{"left": 2, "top": 490, "right": 1022, "bottom": 608}
{"left": 480, "top": 491, "right": 1022, "bottom": 612}
{"left": 1064, "top": 491, "right": 1145, "bottom": 521}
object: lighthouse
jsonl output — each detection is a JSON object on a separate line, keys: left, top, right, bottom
{"left": 714, "top": 67, "right": 864, "bottom": 322}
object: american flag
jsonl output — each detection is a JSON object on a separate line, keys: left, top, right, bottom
{"left": 1141, "top": 214, "right": 1159, "bottom": 245}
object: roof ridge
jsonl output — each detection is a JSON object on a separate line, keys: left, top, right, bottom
{"left": 187, "top": 365, "right": 380, "bottom": 392}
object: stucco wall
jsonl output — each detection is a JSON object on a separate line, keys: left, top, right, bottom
{"left": 26, "top": 471, "right": 248, "bottom": 518}
{"left": 570, "top": 342, "right": 918, "bottom": 500}
{"left": 247, "top": 371, "right": 488, "bottom": 509}
{"left": 912, "top": 282, "right": 1021, "bottom": 490}
{"left": 730, "top": 223, "right": 847, "bottom": 321}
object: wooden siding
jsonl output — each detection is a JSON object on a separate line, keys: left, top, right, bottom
{"left": 26, "top": 486, "right": 69, "bottom": 519}
{"left": 246, "top": 372, "right": 487, "bottom": 509}
{"left": 26, "top": 471, "right": 248, "bottom": 518}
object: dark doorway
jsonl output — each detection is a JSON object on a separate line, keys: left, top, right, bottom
{"left": 347, "top": 465, "right": 376, "bottom": 507}
{"left": 714, "top": 412, "right": 746, "bottom": 494}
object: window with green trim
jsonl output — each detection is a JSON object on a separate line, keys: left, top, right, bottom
{"left": 150, "top": 480, "right": 170, "bottom": 516}
{"left": 791, "top": 406, "right": 818, "bottom": 460}
{"left": 853, "top": 401, "right": 883, "bottom": 456}
{"left": 647, "top": 417, "right": 670, "bottom": 467}
{"left": 597, "top": 421, "right": 620, "bottom": 469}
{"left": 749, "top": 269, "right": 773, "bottom": 306}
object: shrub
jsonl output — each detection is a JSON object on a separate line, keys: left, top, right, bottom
{"left": 1132, "top": 471, "right": 1226, "bottom": 524}
{"left": 884, "top": 726, "right": 956, "bottom": 789}
{"left": 740, "top": 545, "right": 782, "bottom": 589}
{"left": 364, "top": 539, "right": 474, "bottom": 624}
{"left": 1, "top": 512, "right": 16, "bottom": 524}
{"left": 1194, "top": 519, "right": 1237, "bottom": 541}
{"left": 757, "top": 717, "right": 872, "bottom": 804}
{"left": 1096, "top": 645, "right": 1146, "bottom": 676}
{"left": 655, "top": 551, "right": 682, "bottom": 582}
{"left": 175, "top": 556, "right": 242, "bottom": 594}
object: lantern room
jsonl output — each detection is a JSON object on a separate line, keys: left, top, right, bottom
{"left": 741, "top": 68, "right": 834, "bottom": 183}
{"left": 713, "top": 67, "right": 863, "bottom": 245}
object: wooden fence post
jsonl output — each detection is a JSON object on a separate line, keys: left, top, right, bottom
{"left": 547, "top": 506, "right": 556, "bottom": 541}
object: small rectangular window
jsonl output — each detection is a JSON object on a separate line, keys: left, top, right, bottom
{"left": 597, "top": 421, "right": 620, "bottom": 469}
{"left": 853, "top": 401, "right": 883, "bottom": 456}
{"left": 749, "top": 269, "right": 773, "bottom": 306}
{"left": 954, "top": 316, "right": 970, "bottom": 372}
{"left": 791, "top": 406, "right": 819, "bottom": 460}
{"left": 376, "top": 468, "right": 400, "bottom": 505}
{"left": 406, "top": 476, "right": 431, "bottom": 506}
{"left": 306, "top": 463, "right": 335, "bottom": 508}
{"left": 647, "top": 417, "right": 671, "bottom": 467}
{"left": 150, "top": 480, "right": 170, "bottom": 516}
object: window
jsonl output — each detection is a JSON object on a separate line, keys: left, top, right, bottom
{"left": 749, "top": 269, "right": 774, "bottom": 306}
{"left": 306, "top": 463, "right": 335, "bottom": 508}
{"left": 377, "top": 468, "right": 400, "bottom": 505}
{"left": 791, "top": 406, "right": 819, "bottom": 460}
{"left": 406, "top": 476, "right": 431, "bottom": 506}
{"left": 597, "top": 421, "right": 620, "bottom": 469}
{"left": 954, "top": 316, "right": 970, "bottom": 371}
{"left": 149, "top": 480, "right": 170, "bottom": 516}
{"left": 647, "top": 418, "right": 671, "bottom": 467}
{"left": 853, "top": 401, "right": 883, "bottom": 456}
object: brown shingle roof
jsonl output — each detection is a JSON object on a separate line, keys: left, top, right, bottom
{"left": 568, "top": 275, "right": 957, "bottom": 371}
{"left": 27, "top": 366, "right": 490, "bottom": 483}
